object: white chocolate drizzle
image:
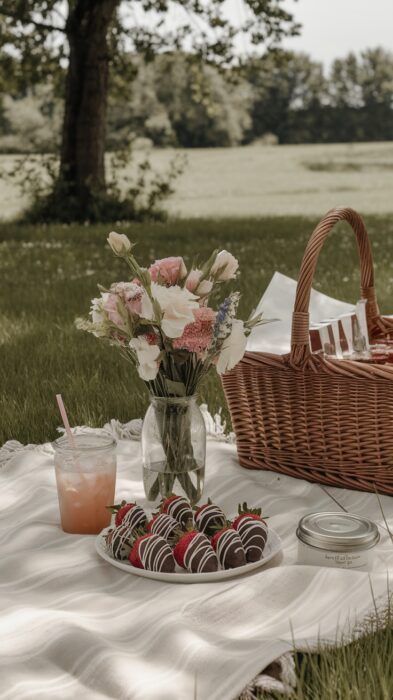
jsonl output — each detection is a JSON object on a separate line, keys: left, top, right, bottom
{"left": 121, "top": 505, "right": 147, "bottom": 531}
{"left": 106, "top": 525, "right": 133, "bottom": 560}
{"left": 236, "top": 517, "right": 268, "bottom": 559}
{"left": 184, "top": 533, "right": 218, "bottom": 573}
{"left": 166, "top": 497, "right": 193, "bottom": 527}
{"left": 215, "top": 529, "right": 245, "bottom": 568}
{"left": 150, "top": 514, "right": 179, "bottom": 541}
{"left": 195, "top": 504, "right": 226, "bottom": 534}
{"left": 139, "top": 534, "right": 175, "bottom": 572}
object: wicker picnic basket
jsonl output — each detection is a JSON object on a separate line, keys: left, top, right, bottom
{"left": 222, "top": 206, "right": 393, "bottom": 496}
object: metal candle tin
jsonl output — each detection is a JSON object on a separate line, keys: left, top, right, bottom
{"left": 296, "top": 512, "right": 380, "bottom": 570}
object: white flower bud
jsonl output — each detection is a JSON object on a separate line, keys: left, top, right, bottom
{"left": 107, "top": 231, "right": 132, "bottom": 256}
{"left": 210, "top": 250, "right": 239, "bottom": 281}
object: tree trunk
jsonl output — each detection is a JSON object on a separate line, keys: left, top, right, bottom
{"left": 59, "top": 0, "right": 119, "bottom": 213}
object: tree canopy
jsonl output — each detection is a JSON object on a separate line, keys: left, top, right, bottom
{"left": 0, "top": 0, "right": 299, "bottom": 221}
{"left": 3, "top": 46, "right": 393, "bottom": 153}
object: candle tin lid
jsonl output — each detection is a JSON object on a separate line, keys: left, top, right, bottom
{"left": 296, "top": 512, "right": 380, "bottom": 552}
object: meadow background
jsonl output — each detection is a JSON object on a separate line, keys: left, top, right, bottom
{"left": 3, "top": 144, "right": 393, "bottom": 446}
{"left": 3, "top": 141, "right": 393, "bottom": 221}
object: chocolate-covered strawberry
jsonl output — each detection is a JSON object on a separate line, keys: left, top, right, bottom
{"left": 161, "top": 495, "right": 193, "bottom": 528}
{"left": 147, "top": 513, "right": 182, "bottom": 544}
{"left": 107, "top": 500, "right": 147, "bottom": 531}
{"left": 211, "top": 528, "right": 246, "bottom": 569}
{"left": 232, "top": 505, "right": 268, "bottom": 562}
{"left": 174, "top": 531, "right": 218, "bottom": 573}
{"left": 129, "top": 533, "right": 175, "bottom": 573}
{"left": 194, "top": 500, "right": 226, "bottom": 536}
{"left": 105, "top": 525, "right": 134, "bottom": 561}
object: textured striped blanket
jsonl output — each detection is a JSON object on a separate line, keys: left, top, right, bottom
{"left": 1, "top": 436, "right": 392, "bottom": 700}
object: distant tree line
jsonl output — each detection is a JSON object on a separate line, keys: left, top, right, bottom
{"left": 1, "top": 47, "right": 393, "bottom": 154}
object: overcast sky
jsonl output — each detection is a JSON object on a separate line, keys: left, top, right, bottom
{"left": 281, "top": 0, "right": 393, "bottom": 67}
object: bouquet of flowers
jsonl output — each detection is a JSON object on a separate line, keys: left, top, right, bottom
{"left": 77, "top": 231, "right": 266, "bottom": 503}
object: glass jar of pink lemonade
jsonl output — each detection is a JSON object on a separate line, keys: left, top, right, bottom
{"left": 53, "top": 434, "right": 117, "bottom": 534}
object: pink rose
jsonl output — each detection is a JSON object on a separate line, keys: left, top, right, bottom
{"left": 103, "top": 293, "right": 127, "bottom": 330}
{"left": 149, "top": 257, "right": 187, "bottom": 286}
{"left": 110, "top": 282, "right": 153, "bottom": 319}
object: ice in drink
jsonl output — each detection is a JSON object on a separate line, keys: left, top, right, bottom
{"left": 53, "top": 434, "right": 117, "bottom": 535}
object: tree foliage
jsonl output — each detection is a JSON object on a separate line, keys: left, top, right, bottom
{"left": 3, "top": 46, "right": 393, "bottom": 152}
{"left": 107, "top": 53, "right": 252, "bottom": 148}
{"left": 247, "top": 47, "right": 393, "bottom": 144}
{"left": 0, "top": 0, "right": 298, "bottom": 221}
{"left": 0, "top": 0, "right": 299, "bottom": 85}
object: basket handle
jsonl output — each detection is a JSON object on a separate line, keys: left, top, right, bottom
{"left": 290, "top": 207, "right": 380, "bottom": 367}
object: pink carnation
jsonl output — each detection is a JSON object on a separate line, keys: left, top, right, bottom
{"left": 144, "top": 332, "right": 159, "bottom": 346}
{"left": 149, "top": 257, "right": 187, "bottom": 286}
{"left": 173, "top": 307, "right": 216, "bottom": 354}
{"left": 103, "top": 293, "right": 127, "bottom": 330}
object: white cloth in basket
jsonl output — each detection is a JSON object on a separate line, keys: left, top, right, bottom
{"left": 247, "top": 271, "right": 354, "bottom": 354}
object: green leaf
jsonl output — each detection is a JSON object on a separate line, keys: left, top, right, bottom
{"left": 200, "top": 248, "right": 219, "bottom": 277}
{"left": 136, "top": 318, "right": 156, "bottom": 327}
{"left": 106, "top": 499, "right": 127, "bottom": 513}
{"left": 237, "top": 501, "right": 262, "bottom": 516}
{"left": 164, "top": 378, "right": 187, "bottom": 396}
{"left": 172, "top": 350, "right": 191, "bottom": 364}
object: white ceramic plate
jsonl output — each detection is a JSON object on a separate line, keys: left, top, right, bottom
{"left": 95, "top": 526, "right": 282, "bottom": 583}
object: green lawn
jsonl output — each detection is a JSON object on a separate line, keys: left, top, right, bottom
{"left": 291, "top": 607, "right": 393, "bottom": 700}
{"left": 248, "top": 603, "right": 393, "bottom": 700}
{"left": 3, "top": 214, "right": 393, "bottom": 445}
{"left": 1, "top": 214, "right": 393, "bottom": 698}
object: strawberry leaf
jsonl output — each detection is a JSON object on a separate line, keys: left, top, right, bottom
{"left": 237, "top": 501, "right": 262, "bottom": 516}
{"left": 106, "top": 499, "right": 127, "bottom": 513}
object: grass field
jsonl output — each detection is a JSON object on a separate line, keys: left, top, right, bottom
{"left": 3, "top": 213, "right": 393, "bottom": 446}
{"left": 3, "top": 141, "right": 393, "bottom": 221}
{"left": 286, "top": 605, "right": 393, "bottom": 700}
{"left": 1, "top": 214, "right": 393, "bottom": 698}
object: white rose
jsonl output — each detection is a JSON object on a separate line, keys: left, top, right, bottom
{"left": 87, "top": 294, "right": 109, "bottom": 336}
{"left": 197, "top": 278, "right": 213, "bottom": 296}
{"left": 216, "top": 319, "right": 247, "bottom": 374}
{"left": 151, "top": 282, "right": 199, "bottom": 338}
{"left": 107, "top": 231, "right": 132, "bottom": 256}
{"left": 91, "top": 294, "right": 107, "bottom": 325}
{"left": 140, "top": 293, "right": 154, "bottom": 320}
{"left": 210, "top": 250, "right": 239, "bottom": 281}
{"left": 130, "top": 336, "right": 160, "bottom": 381}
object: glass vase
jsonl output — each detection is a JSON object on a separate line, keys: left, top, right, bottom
{"left": 141, "top": 395, "right": 206, "bottom": 505}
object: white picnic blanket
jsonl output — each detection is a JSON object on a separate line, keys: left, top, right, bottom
{"left": 0, "top": 434, "right": 392, "bottom": 700}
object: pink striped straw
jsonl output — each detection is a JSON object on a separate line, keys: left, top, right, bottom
{"left": 56, "top": 394, "right": 76, "bottom": 450}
